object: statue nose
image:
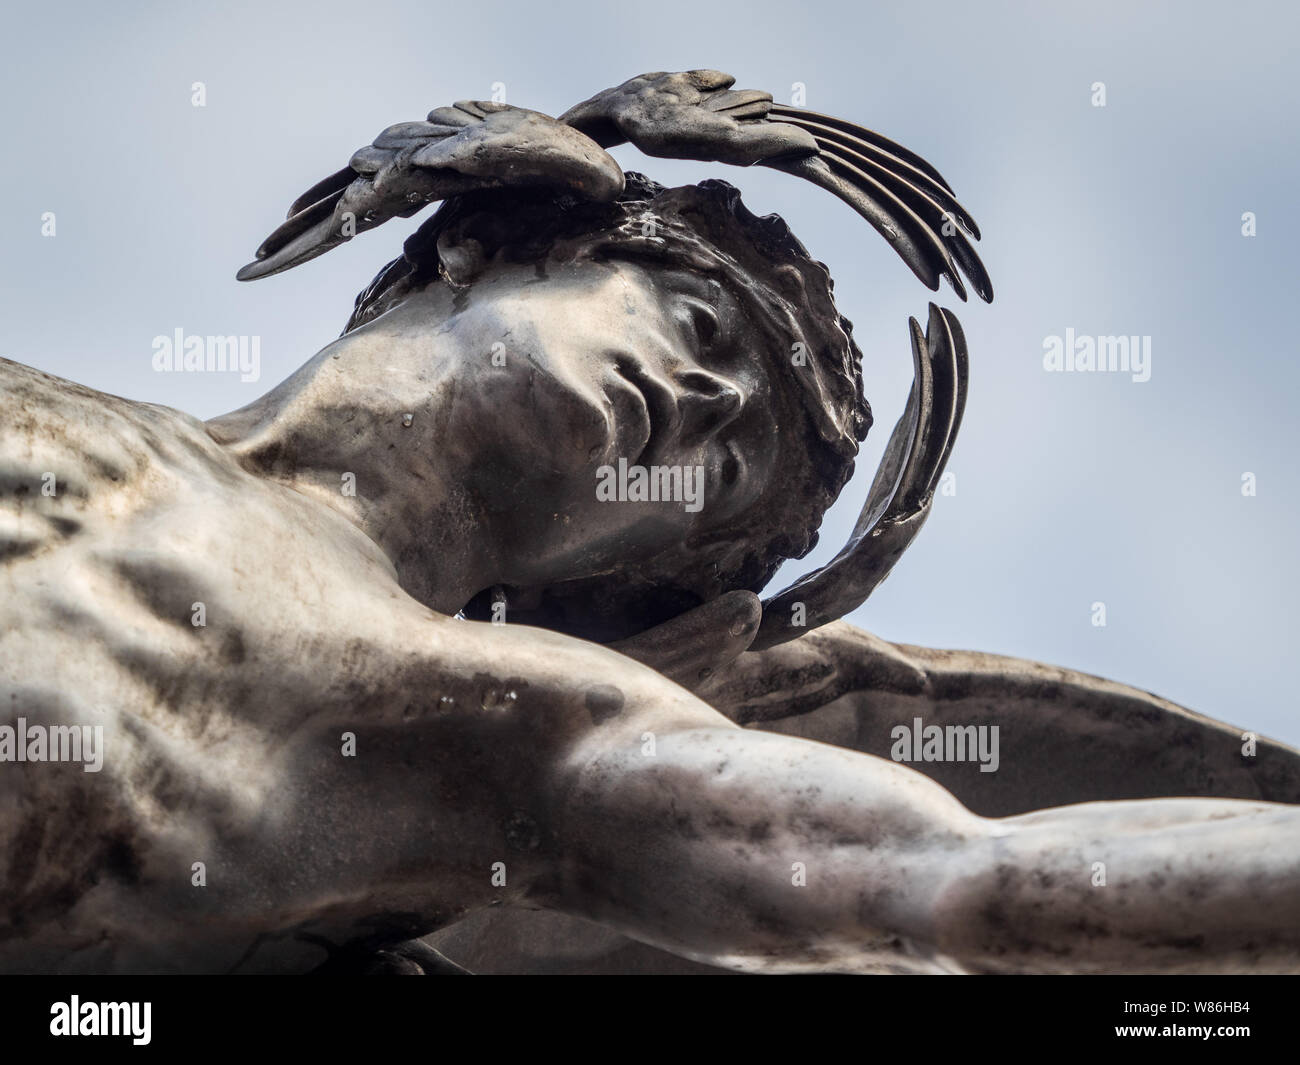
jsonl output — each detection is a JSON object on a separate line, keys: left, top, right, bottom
{"left": 674, "top": 369, "right": 743, "bottom": 447}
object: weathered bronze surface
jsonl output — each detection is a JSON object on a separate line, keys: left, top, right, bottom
{"left": 2, "top": 70, "right": 1296, "bottom": 974}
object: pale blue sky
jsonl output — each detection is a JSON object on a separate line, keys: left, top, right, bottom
{"left": 2, "top": 0, "right": 1296, "bottom": 744}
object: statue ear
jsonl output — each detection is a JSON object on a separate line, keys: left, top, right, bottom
{"left": 435, "top": 231, "right": 490, "bottom": 285}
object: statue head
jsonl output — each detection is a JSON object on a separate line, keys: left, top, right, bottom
{"left": 229, "top": 79, "right": 988, "bottom": 644}
{"left": 332, "top": 174, "right": 872, "bottom": 640}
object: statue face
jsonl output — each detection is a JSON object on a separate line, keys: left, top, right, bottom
{"left": 335, "top": 255, "right": 783, "bottom": 593}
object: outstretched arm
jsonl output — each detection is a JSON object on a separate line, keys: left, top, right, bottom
{"left": 536, "top": 714, "right": 1300, "bottom": 974}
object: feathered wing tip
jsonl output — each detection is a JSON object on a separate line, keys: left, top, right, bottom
{"left": 763, "top": 106, "right": 992, "bottom": 304}
{"left": 752, "top": 305, "right": 969, "bottom": 651}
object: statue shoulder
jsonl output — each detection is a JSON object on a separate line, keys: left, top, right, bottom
{"left": 1, "top": 357, "right": 228, "bottom": 521}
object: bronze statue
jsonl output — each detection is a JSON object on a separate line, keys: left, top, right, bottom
{"left": 2, "top": 70, "right": 1297, "bottom": 974}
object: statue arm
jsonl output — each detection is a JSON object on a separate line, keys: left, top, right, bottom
{"left": 9, "top": 501, "right": 1298, "bottom": 974}
{"left": 271, "top": 608, "right": 1299, "bottom": 976}
{"left": 535, "top": 710, "right": 1300, "bottom": 973}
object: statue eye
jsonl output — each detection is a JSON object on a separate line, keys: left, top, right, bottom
{"left": 682, "top": 297, "right": 720, "bottom": 350}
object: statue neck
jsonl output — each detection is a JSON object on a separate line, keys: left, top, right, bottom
{"left": 204, "top": 328, "right": 499, "bottom": 616}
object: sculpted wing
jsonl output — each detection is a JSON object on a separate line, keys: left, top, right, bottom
{"left": 559, "top": 70, "right": 991, "bottom": 302}
{"left": 237, "top": 102, "right": 624, "bottom": 280}
{"left": 753, "top": 305, "right": 968, "bottom": 649}
{"left": 241, "top": 71, "right": 990, "bottom": 304}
